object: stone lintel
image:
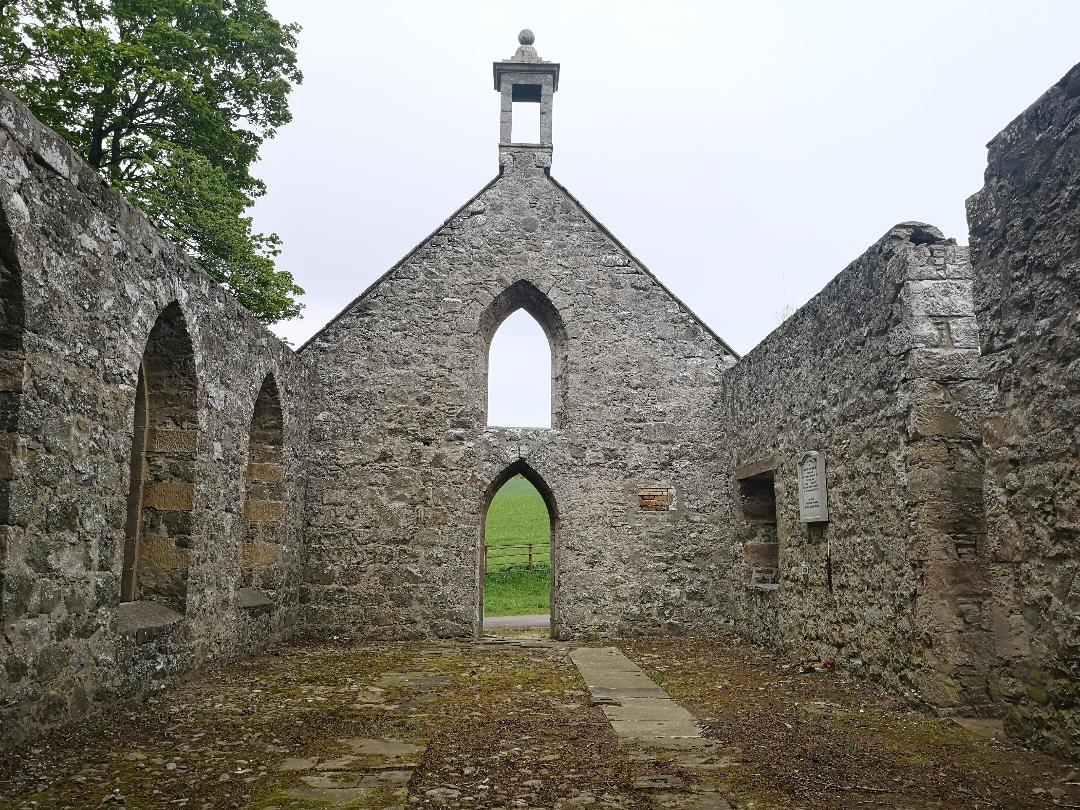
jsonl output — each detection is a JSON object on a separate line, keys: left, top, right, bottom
{"left": 249, "top": 462, "right": 285, "bottom": 483}
{"left": 735, "top": 455, "right": 779, "bottom": 480}
{"left": 493, "top": 61, "right": 560, "bottom": 92}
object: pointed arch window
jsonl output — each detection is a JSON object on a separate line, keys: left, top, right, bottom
{"left": 487, "top": 310, "right": 551, "bottom": 428}
{"left": 480, "top": 280, "right": 567, "bottom": 429}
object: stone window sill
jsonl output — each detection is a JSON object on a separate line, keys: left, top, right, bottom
{"left": 238, "top": 587, "right": 274, "bottom": 615}
{"left": 118, "top": 600, "right": 184, "bottom": 643}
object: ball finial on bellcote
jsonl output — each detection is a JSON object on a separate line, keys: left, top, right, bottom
{"left": 518, "top": 29, "right": 535, "bottom": 46}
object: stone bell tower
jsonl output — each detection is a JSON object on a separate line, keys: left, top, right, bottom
{"left": 494, "top": 29, "right": 560, "bottom": 170}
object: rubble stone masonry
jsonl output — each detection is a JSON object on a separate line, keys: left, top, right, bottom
{"left": 300, "top": 146, "right": 739, "bottom": 641}
{"left": 0, "top": 88, "right": 311, "bottom": 745}
{"left": 967, "top": 62, "right": 1080, "bottom": 760}
{"left": 0, "top": 37, "right": 1077, "bottom": 761}
{"left": 712, "top": 223, "right": 994, "bottom": 713}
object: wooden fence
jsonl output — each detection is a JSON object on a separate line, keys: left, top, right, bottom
{"left": 483, "top": 543, "right": 551, "bottom": 572}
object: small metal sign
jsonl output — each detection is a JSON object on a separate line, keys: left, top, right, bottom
{"left": 798, "top": 451, "right": 829, "bottom": 523}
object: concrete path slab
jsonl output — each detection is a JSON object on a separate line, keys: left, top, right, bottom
{"left": 484, "top": 613, "right": 550, "bottom": 628}
{"left": 569, "top": 647, "right": 710, "bottom": 748}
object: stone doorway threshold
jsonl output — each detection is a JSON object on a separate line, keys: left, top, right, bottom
{"left": 483, "top": 613, "right": 549, "bottom": 629}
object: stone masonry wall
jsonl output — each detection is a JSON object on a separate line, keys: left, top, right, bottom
{"left": 967, "top": 61, "right": 1080, "bottom": 760}
{"left": 301, "top": 146, "right": 738, "bottom": 641}
{"left": 0, "top": 88, "right": 311, "bottom": 745}
{"left": 711, "top": 223, "right": 994, "bottom": 711}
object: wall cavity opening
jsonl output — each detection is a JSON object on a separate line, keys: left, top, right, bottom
{"left": 241, "top": 374, "right": 285, "bottom": 595}
{"left": 480, "top": 280, "right": 567, "bottom": 430}
{"left": 737, "top": 464, "right": 779, "bottom": 588}
{"left": 0, "top": 197, "right": 24, "bottom": 618}
{"left": 120, "top": 302, "right": 199, "bottom": 613}
{"left": 480, "top": 460, "right": 557, "bottom": 637}
{"left": 510, "top": 83, "right": 542, "bottom": 144}
{"left": 487, "top": 309, "right": 552, "bottom": 428}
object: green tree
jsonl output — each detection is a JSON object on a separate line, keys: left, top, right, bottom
{"left": 0, "top": 0, "right": 304, "bottom": 323}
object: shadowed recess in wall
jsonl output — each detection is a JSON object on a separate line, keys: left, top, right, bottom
{"left": 0, "top": 196, "right": 24, "bottom": 612}
{"left": 121, "top": 303, "right": 199, "bottom": 613}
{"left": 242, "top": 374, "right": 286, "bottom": 593}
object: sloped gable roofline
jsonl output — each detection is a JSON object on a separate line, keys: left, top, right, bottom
{"left": 298, "top": 173, "right": 503, "bottom": 352}
{"left": 545, "top": 174, "right": 739, "bottom": 360}
{"left": 299, "top": 171, "right": 740, "bottom": 360}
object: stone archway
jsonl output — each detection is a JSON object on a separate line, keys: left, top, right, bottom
{"left": 479, "top": 459, "right": 559, "bottom": 637}
{"left": 120, "top": 302, "right": 199, "bottom": 613}
{"left": 479, "top": 280, "right": 568, "bottom": 429}
{"left": 241, "top": 373, "right": 286, "bottom": 595}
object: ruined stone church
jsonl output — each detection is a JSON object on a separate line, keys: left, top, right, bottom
{"left": 0, "top": 31, "right": 1077, "bottom": 762}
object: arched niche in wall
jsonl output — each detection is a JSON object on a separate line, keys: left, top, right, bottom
{"left": 240, "top": 373, "right": 285, "bottom": 594}
{"left": 479, "top": 280, "right": 568, "bottom": 429}
{"left": 0, "top": 197, "right": 25, "bottom": 618}
{"left": 120, "top": 302, "right": 199, "bottom": 614}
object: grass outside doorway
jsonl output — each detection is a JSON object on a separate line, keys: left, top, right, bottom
{"left": 484, "top": 475, "right": 551, "bottom": 616}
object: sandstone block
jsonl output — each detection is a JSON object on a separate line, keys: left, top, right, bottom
{"left": 0, "top": 355, "right": 26, "bottom": 393}
{"left": 248, "top": 462, "right": 284, "bottom": 483}
{"left": 143, "top": 481, "right": 195, "bottom": 512}
{"left": 241, "top": 540, "right": 282, "bottom": 568}
{"left": 245, "top": 499, "right": 284, "bottom": 522}
{"left": 146, "top": 429, "right": 197, "bottom": 454}
{"left": 0, "top": 432, "right": 22, "bottom": 479}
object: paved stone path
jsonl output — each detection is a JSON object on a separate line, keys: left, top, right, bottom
{"left": 483, "top": 612, "right": 550, "bottom": 629}
{"left": 571, "top": 647, "right": 708, "bottom": 745}
{"left": 570, "top": 647, "right": 739, "bottom": 808}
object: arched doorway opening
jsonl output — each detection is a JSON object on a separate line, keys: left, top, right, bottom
{"left": 480, "top": 460, "right": 558, "bottom": 636}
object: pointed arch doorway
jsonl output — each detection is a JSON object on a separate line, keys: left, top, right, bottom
{"left": 480, "top": 460, "right": 558, "bottom": 637}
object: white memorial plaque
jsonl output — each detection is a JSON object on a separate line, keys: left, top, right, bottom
{"left": 798, "top": 451, "right": 829, "bottom": 523}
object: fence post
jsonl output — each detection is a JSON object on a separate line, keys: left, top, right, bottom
{"left": 528, "top": 544, "right": 533, "bottom": 570}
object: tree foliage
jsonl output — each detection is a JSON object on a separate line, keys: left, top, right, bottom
{"left": 0, "top": 0, "right": 304, "bottom": 322}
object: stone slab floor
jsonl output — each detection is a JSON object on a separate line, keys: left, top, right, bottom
{"left": 1, "top": 632, "right": 1077, "bottom": 809}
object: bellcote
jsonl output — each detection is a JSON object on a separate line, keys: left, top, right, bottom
{"left": 494, "top": 30, "right": 559, "bottom": 171}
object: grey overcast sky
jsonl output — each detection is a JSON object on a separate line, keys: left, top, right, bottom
{"left": 253, "top": 0, "right": 1080, "bottom": 426}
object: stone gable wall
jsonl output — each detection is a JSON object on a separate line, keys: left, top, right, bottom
{"left": 712, "top": 223, "right": 993, "bottom": 710}
{"left": 966, "top": 61, "right": 1080, "bottom": 760}
{"left": 0, "top": 88, "right": 312, "bottom": 745}
{"left": 300, "top": 148, "right": 738, "bottom": 640}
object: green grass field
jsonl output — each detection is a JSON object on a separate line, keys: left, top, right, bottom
{"left": 484, "top": 476, "right": 551, "bottom": 616}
